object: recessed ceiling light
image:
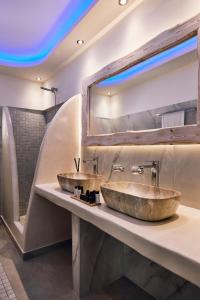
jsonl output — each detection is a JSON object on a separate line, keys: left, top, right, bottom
{"left": 77, "top": 40, "right": 84, "bottom": 45}
{"left": 119, "top": 0, "right": 128, "bottom": 5}
{"left": 36, "top": 76, "right": 42, "bottom": 81}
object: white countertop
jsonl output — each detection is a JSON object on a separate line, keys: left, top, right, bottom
{"left": 35, "top": 183, "right": 200, "bottom": 287}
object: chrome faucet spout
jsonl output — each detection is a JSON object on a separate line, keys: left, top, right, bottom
{"left": 131, "top": 160, "right": 160, "bottom": 187}
{"left": 131, "top": 165, "right": 144, "bottom": 175}
{"left": 112, "top": 163, "right": 125, "bottom": 172}
{"left": 151, "top": 161, "right": 160, "bottom": 187}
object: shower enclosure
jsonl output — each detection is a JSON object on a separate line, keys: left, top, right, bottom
{"left": 1, "top": 104, "right": 62, "bottom": 227}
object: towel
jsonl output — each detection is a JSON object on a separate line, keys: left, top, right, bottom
{"left": 162, "top": 110, "right": 184, "bottom": 128}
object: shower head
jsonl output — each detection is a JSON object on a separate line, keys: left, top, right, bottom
{"left": 40, "top": 86, "right": 58, "bottom": 93}
{"left": 51, "top": 87, "right": 58, "bottom": 93}
{"left": 40, "top": 86, "right": 58, "bottom": 106}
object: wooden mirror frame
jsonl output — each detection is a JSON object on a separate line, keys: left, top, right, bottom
{"left": 82, "top": 14, "right": 200, "bottom": 146}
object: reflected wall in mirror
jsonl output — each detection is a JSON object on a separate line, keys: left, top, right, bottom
{"left": 90, "top": 36, "right": 198, "bottom": 135}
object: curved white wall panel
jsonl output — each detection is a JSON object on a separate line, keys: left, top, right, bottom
{"left": 23, "top": 94, "right": 81, "bottom": 252}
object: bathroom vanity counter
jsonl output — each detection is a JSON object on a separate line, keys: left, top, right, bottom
{"left": 35, "top": 182, "right": 200, "bottom": 288}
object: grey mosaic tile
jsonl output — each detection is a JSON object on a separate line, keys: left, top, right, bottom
{"left": 44, "top": 103, "right": 63, "bottom": 124}
{"left": 9, "top": 104, "right": 63, "bottom": 216}
{"left": 9, "top": 108, "right": 46, "bottom": 215}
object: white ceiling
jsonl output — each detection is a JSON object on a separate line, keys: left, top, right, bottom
{"left": 0, "top": 0, "right": 70, "bottom": 52}
{"left": 0, "top": 0, "right": 138, "bottom": 82}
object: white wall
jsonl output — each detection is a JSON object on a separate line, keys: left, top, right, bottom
{"left": 110, "top": 59, "right": 198, "bottom": 118}
{"left": 46, "top": 0, "right": 200, "bottom": 103}
{"left": 0, "top": 73, "right": 49, "bottom": 110}
{"left": 91, "top": 57, "right": 198, "bottom": 119}
{"left": 90, "top": 92, "right": 111, "bottom": 118}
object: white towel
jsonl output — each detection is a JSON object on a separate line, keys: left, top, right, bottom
{"left": 162, "top": 110, "right": 184, "bottom": 128}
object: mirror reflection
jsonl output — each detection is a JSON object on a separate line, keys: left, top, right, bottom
{"left": 89, "top": 36, "right": 198, "bottom": 135}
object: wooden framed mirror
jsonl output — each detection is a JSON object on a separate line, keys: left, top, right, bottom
{"left": 82, "top": 14, "right": 200, "bottom": 146}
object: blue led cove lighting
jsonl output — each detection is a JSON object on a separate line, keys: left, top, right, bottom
{"left": 98, "top": 36, "right": 198, "bottom": 87}
{"left": 0, "top": 0, "right": 96, "bottom": 67}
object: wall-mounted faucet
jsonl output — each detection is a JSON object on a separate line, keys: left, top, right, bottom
{"left": 112, "top": 163, "right": 125, "bottom": 172}
{"left": 83, "top": 157, "right": 99, "bottom": 175}
{"left": 131, "top": 160, "right": 160, "bottom": 187}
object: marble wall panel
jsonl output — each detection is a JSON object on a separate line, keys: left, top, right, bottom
{"left": 82, "top": 144, "right": 200, "bottom": 209}
{"left": 72, "top": 214, "right": 200, "bottom": 300}
{"left": 124, "top": 246, "right": 200, "bottom": 300}
{"left": 72, "top": 215, "right": 124, "bottom": 299}
{"left": 90, "top": 116, "right": 112, "bottom": 135}
{"left": 91, "top": 100, "right": 197, "bottom": 135}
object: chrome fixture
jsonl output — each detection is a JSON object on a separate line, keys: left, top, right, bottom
{"left": 112, "top": 163, "right": 125, "bottom": 172}
{"left": 77, "top": 39, "right": 84, "bottom": 45}
{"left": 119, "top": 0, "right": 128, "bottom": 6}
{"left": 40, "top": 86, "right": 58, "bottom": 106}
{"left": 131, "top": 160, "right": 160, "bottom": 187}
{"left": 40, "top": 86, "right": 58, "bottom": 93}
{"left": 83, "top": 157, "right": 99, "bottom": 175}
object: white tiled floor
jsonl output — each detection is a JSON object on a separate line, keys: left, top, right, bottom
{"left": 0, "top": 263, "right": 17, "bottom": 300}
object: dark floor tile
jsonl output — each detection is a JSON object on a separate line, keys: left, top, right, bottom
{"left": 0, "top": 224, "right": 72, "bottom": 300}
{"left": 0, "top": 224, "right": 155, "bottom": 300}
{"left": 104, "top": 277, "right": 155, "bottom": 300}
{"left": 84, "top": 277, "right": 155, "bottom": 300}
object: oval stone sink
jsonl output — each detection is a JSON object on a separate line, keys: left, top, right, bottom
{"left": 57, "top": 173, "right": 102, "bottom": 193}
{"left": 101, "top": 182, "right": 181, "bottom": 221}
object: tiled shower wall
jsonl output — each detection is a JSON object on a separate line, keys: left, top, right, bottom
{"left": 9, "top": 104, "right": 62, "bottom": 216}
{"left": 9, "top": 108, "right": 46, "bottom": 216}
{"left": 44, "top": 104, "right": 62, "bottom": 124}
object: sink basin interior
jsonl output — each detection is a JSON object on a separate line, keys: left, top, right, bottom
{"left": 101, "top": 181, "right": 181, "bottom": 200}
{"left": 58, "top": 173, "right": 101, "bottom": 180}
{"left": 101, "top": 181, "right": 181, "bottom": 221}
{"left": 57, "top": 172, "right": 102, "bottom": 193}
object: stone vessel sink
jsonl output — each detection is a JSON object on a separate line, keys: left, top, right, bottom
{"left": 101, "top": 182, "right": 181, "bottom": 221}
{"left": 57, "top": 173, "right": 102, "bottom": 193}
